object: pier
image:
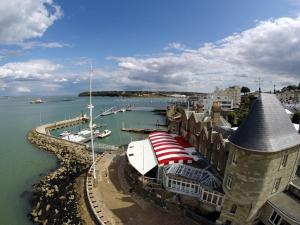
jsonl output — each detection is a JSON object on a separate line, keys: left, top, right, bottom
{"left": 27, "top": 116, "right": 93, "bottom": 224}
{"left": 36, "top": 116, "right": 89, "bottom": 135}
{"left": 121, "top": 127, "right": 167, "bottom": 134}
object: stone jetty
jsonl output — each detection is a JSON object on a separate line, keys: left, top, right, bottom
{"left": 27, "top": 117, "right": 92, "bottom": 225}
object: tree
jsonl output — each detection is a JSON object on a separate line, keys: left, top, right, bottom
{"left": 227, "top": 112, "right": 236, "bottom": 126}
{"left": 241, "top": 86, "right": 250, "bottom": 95}
{"left": 292, "top": 112, "right": 300, "bottom": 124}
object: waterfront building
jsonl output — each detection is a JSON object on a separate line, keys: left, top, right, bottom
{"left": 128, "top": 93, "right": 300, "bottom": 225}
{"left": 218, "top": 94, "right": 300, "bottom": 225}
{"left": 188, "top": 94, "right": 234, "bottom": 112}
{"left": 214, "top": 86, "right": 241, "bottom": 108}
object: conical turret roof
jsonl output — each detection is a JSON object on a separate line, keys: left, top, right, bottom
{"left": 229, "top": 93, "right": 300, "bottom": 152}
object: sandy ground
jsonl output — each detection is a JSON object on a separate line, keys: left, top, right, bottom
{"left": 96, "top": 153, "right": 198, "bottom": 225}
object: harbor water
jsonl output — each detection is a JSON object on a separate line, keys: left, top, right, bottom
{"left": 0, "top": 96, "right": 168, "bottom": 225}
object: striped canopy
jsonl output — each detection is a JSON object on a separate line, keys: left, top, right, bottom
{"left": 149, "top": 132, "right": 194, "bottom": 166}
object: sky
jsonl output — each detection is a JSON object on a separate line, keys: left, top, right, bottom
{"left": 1, "top": 0, "right": 300, "bottom": 95}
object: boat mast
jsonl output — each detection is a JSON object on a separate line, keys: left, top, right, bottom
{"left": 88, "top": 63, "right": 96, "bottom": 180}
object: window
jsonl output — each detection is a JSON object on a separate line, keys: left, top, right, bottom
{"left": 231, "top": 151, "right": 237, "bottom": 165}
{"left": 207, "top": 193, "right": 212, "bottom": 202}
{"left": 218, "top": 197, "right": 223, "bottom": 206}
{"left": 212, "top": 195, "right": 218, "bottom": 204}
{"left": 226, "top": 175, "right": 233, "bottom": 189}
{"left": 269, "top": 211, "right": 282, "bottom": 225}
{"left": 281, "top": 152, "right": 288, "bottom": 168}
{"left": 272, "top": 178, "right": 281, "bottom": 193}
{"left": 230, "top": 204, "right": 237, "bottom": 214}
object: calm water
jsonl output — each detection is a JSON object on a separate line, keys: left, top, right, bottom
{"left": 0, "top": 96, "right": 168, "bottom": 225}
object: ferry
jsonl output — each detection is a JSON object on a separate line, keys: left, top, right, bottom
{"left": 30, "top": 98, "right": 44, "bottom": 104}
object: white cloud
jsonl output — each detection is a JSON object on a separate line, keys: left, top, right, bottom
{"left": 0, "top": 0, "right": 62, "bottom": 44}
{"left": 0, "top": 59, "right": 61, "bottom": 81}
{"left": 17, "top": 41, "right": 70, "bottom": 50}
{"left": 17, "top": 86, "right": 31, "bottom": 93}
{"left": 54, "top": 78, "right": 68, "bottom": 83}
{"left": 109, "top": 16, "right": 300, "bottom": 91}
{"left": 164, "top": 42, "right": 187, "bottom": 51}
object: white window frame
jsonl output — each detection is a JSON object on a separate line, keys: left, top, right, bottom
{"left": 226, "top": 175, "right": 233, "bottom": 190}
{"left": 269, "top": 210, "right": 282, "bottom": 225}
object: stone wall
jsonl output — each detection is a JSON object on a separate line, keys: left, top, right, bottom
{"left": 219, "top": 144, "right": 300, "bottom": 225}
{"left": 27, "top": 124, "right": 92, "bottom": 224}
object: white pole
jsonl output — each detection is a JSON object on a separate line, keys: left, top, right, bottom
{"left": 88, "top": 63, "right": 96, "bottom": 180}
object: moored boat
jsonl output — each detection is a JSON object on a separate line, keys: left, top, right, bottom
{"left": 98, "top": 129, "right": 111, "bottom": 138}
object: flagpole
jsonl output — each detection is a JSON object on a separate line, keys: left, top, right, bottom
{"left": 88, "top": 63, "right": 96, "bottom": 180}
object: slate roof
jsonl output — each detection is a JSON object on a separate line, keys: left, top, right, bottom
{"left": 267, "top": 192, "right": 300, "bottom": 223}
{"left": 229, "top": 93, "right": 300, "bottom": 152}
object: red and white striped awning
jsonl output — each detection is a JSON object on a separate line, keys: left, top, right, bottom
{"left": 149, "top": 132, "right": 194, "bottom": 166}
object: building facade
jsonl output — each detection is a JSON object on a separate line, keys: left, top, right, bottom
{"left": 214, "top": 86, "right": 241, "bottom": 107}
{"left": 218, "top": 94, "right": 300, "bottom": 225}
{"left": 167, "top": 94, "right": 300, "bottom": 225}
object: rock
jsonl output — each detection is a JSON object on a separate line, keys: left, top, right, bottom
{"left": 27, "top": 129, "right": 91, "bottom": 224}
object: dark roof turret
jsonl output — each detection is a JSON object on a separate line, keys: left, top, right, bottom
{"left": 229, "top": 93, "right": 300, "bottom": 152}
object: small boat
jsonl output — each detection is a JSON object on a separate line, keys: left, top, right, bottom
{"left": 30, "top": 98, "right": 44, "bottom": 104}
{"left": 62, "top": 134, "right": 87, "bottom": 143}
{"left": 98, "top": 129, "right": 111, "bottom": 138}
{"left": 94, "top": 130, "right": 100, "bottom": 135}
{"left": 77, "top": 129, "right": 92, "bottom": 137}
{"left": 59, "top": 131, "right": 71, "bottom": 137}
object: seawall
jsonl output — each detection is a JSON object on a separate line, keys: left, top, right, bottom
{"left": 27, "top": 117, "right": 92, "bottom": 224}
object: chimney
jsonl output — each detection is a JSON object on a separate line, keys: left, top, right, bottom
{"left": 195, "top": 103, "right": 204, "bottom": 113}
{"left": 211, "top": 101, "right": 221, "bottom": 126}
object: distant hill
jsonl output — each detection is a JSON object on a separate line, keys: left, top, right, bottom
{"left": 78, "top": 91, "right": 204, "bottom": 97}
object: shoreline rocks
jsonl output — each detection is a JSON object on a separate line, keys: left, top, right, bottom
{"left": 27, "top": 129, "right": 92, "bottom": 225}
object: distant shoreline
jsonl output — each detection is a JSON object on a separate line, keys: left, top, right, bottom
{"left": 78, "top": 91, "right": 204, "bottom": 97}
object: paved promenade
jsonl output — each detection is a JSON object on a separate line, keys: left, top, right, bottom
{"left": 86, "top": 151, "right": 198, "bottom": 225}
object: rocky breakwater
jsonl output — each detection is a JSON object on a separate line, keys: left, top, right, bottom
{"left": 27, "top": 127, "right": 92, "bottom": 225}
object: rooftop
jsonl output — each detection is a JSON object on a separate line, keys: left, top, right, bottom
{"left": 267, "top": 192, "right": 300, "bottom": 224}
{"left": 229, "top": 93, "right": 300, "bottom": 152}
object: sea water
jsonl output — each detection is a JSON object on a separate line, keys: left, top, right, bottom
{"left": 0, "top": 96, "right": 168, "bottom": 225}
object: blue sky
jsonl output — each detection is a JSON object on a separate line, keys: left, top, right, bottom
{"left": 0, "top": 0, "right": 300, "bottom": 95}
